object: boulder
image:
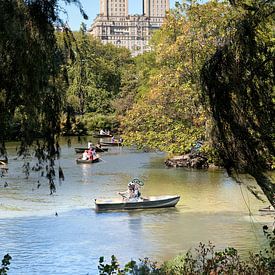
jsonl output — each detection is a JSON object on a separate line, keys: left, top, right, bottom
{"left": 165, "top": 153, "right": 208, "bottom": 169}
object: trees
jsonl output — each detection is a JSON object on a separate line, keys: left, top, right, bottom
{"left": 120, "top": 0, "right": 274, "bottom": 205}
{"left": 120, "top": 1, "right": 233, "bottom": 154}
{"left": 201, "top": 0, "right": 275, "bottom": 206}
{"left": 0, "top": 0, "right": 87, "bottom": 155}
{"left": 0, "top": 0, "right": 87, "bottom": 193}
{"left": 57, "top": 26, "right": 132, "bottom": 133}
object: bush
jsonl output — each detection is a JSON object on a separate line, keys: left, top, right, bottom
{"left": 0, "top": 254, "right": 12, "bottom": 275}
{"left": 83, "top": 113, "right": 120, "bottom": 134}
{"left": 98, "top": 226, "right": 275, "bottom": 274}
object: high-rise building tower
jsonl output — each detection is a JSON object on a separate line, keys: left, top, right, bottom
{"left": 89, "top": 0, "right": 170, "bottom": 56}
{"left": 143, "top": 0, "right": 169, "bottom": 17}
{"left": 100, "top": 0, "right": 128, "bottom": 17}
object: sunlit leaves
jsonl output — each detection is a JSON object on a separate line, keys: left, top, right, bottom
{"left": 121, "top": 1, "right": 232, "bottom": 154}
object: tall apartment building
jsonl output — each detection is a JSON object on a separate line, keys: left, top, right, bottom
{"left": 88, "top": 0, "right": 169, "bottom": 56}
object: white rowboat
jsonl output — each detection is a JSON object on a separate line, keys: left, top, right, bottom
{"left": 95, "top": 195, "right": 180, "bottom": 211}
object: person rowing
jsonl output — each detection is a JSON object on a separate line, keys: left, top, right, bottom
{"left": 118, "top": 179, "right": 143, "bottom": 201}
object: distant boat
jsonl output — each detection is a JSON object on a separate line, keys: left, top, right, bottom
{"left": 76, "top": 156, "right": 100, "bottom": 164}
{"left": 74, "top": 147, "right": 108, "bottom": 153}
{"left": 0, "top": 161, "right": 8, "bottom": 171}
{"left": 93, "top": 133, "right": 113, "bottom": 138}
{"left": 95, "top": 195, "right": 180, "bottom": 211}
{"left": 0, "top": 158, "right": 8, "bottom": 164}
{"left": 259, "top": 205, "right": 275, "bottom": 213}
{"left": 100, "top": 141, "right": 122, "bottom": 147}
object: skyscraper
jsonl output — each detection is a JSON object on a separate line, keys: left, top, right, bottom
{"left": 89, "top": 0, "right": 170, "bottom": 56}
{"left": 143, "top": 0, "right": 169, "bottom": 17}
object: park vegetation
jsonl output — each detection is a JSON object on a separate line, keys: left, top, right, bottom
{"left": 0, "top": 0, "right": 274, "bottom": 273}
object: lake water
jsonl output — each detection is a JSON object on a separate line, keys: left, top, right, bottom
{"left": 0, "top": 137, "right": 273, "bottom": 274}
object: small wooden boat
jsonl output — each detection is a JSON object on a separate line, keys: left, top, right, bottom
{"left": 0, "top": 163, "right": 8, "bottom": 171}
{"left": 0, "top": 159, "right": 8, "bottom": 164}
{"left": 100, "top": 141, "right": 122, "bottom": 147}
{"left": 259, "top": 205, "right": 275, "bottom": 213}
{"left": 74, "top": 147, "right": 108, "bottom": 153}
{"left": 93, "top": 133, "right": 113, "bottom": 138}
{"left": 95, "top": 195, "right": 180, "bottom": 211}
{"left": 76, "top": 156, "right": 100, "bottom": 164}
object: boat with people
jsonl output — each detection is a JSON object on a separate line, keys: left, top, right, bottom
{"left": 95, "top": 177, "right": 179, "bottom": 211}
{"left": 0, "top": 158, "right": 8, "bottom": 164}
{"left": 259, "top": 205, "right": 275, "bottom": 214}
{"left": 0, "top": 161, "right": 8, "bottom": 172}
{"left": 76, "top": 155, "right": 100, "bottom": 164}
{"left": 100, "top": 141, "right": 122, "bottom": 147}
{"left": 93, "top": 133, "right": 113, "bottom": 138}
{"left": 93, "top": 129, "right": 113, "bottom": 138}
{"left": 74, "top": 147, "right": 108, "bottom": 153}
{"left": 95, "top": 195, "right": 180, "bottom": 211}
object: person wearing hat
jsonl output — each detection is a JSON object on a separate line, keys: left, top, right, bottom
{"left": 118, "top": 182, "right": 135, "bottom": 200}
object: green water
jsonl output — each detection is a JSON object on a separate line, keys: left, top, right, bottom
{"left": 0, "top": 137, "right": 273, "bottom": 274}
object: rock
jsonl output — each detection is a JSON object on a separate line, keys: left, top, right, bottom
{"left": 165, "top": 153, "right": 209, "bottom": 169}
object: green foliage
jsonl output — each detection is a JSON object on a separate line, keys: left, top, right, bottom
{"left": 57, "top": 30, "right": 133, "bottom": 119}
{"left": 60, "top": 114, "right": 87, "bottom": 136}
{"left": 0, "top": 254, "right": 11, "bottom": 275}
{"left": 0, "top": 0, "right": 85, "bottom": 149}
{"left": 83, "top": 113, "right": 119, "bottom": 134}
{"left": 98, "top": 255, "right": 161, "bottom": 275}
{"left": 98, "top": 226, "right": 275, "bottom": 274}
{"left": 201, "top": 0, "right": 275, "bottom": 205}
{"left": 121, "top": 1, "right": 233, "bottom": 155}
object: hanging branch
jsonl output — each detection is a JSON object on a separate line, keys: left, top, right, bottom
{"left": 201, "top": 0, "right": 275, "bottom": 206}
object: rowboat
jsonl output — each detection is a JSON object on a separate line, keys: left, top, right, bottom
{"left": 259, "top": 205, "right": 275, "bottom": 213}
{"left": 74, "top": 147, "right": 108, "bottom": 153}
{"left": 76, "top": 156, "right": 100, "bottom": 164}
{"left": 100, "top": 141, "right": 122, "bottom": 147}
{"left": 95, "top": 195, "right": 180, "bottom": 211}
{"left": 0, "top": 162, "right": 8, "bottom": 171}
{"left": 93, "top": 133, "right": 113, "bottom": 138}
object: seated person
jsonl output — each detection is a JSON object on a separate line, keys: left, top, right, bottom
{"left": 82, "top": 150, "right": 89, "bottom": 160}
{"left": 118, "top": 183, "right": 135, "bottom": 200}
{"left": 133, "top": 183, "right": 141, "bottom": 198}
{"left": 88, "top": 148, "right": 93, "bottom": 160}
{"left": 92, "top": 148, "right": 97, "bottom": 157}
{"left": 88, "top": 141, "right": 93, "bottom": 149}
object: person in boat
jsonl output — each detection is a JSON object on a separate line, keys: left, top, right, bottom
{"left": 118, "top": 181, "right": 142, "bottom": 201}
{"left": 99, "top": 129, "right": 106, "bottom": 135}
{"left": 96, "top": 142, "right": 101, "bottom": 148}
{"left": 133, "top": 183, "right": 141, "bottom": 199}
{"left": 111, "top": 136, "right": 115, "bottom": 143}
{"left": 82, "top": 150, "right": 89, "bottom": 160}
{"left": 92, "top": 148, "right": 97, "bottom": 158}
{"left": 118, "top": 182, "right": 135, "bottom": 200}
{"left": 87, "top": 148, "right": 93, "bottom": 160}
{"left": 88, "top": 141, "right": 93, "bottom": 149}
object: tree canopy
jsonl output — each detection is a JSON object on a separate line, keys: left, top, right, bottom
{"left": 0, "top": 0, "right": 87, "bottom": 156}
{"left": 201, "top": 0, "right": 275, "bottom": 205}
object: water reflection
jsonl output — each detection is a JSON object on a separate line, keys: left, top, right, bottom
{"left": 0, "top": 138, "right": 273, "bottom": 274}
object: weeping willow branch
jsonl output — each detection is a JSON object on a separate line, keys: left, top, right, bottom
{"left": 201, "top": 0, "right": 275, "bottom": 206}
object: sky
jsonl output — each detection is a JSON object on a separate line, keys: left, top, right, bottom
{"left": 60, "top": 0, "right": 179, "bottom": 31}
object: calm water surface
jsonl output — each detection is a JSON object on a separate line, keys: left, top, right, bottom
{"left": 0, "top": 137, "right": 273, "bottom": 274}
